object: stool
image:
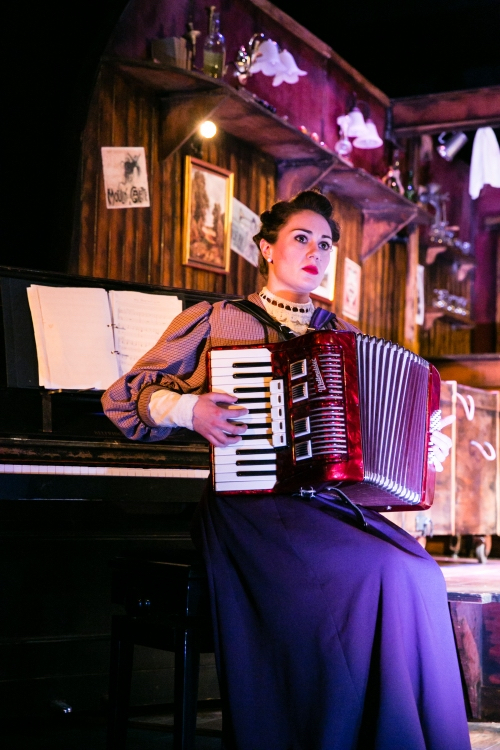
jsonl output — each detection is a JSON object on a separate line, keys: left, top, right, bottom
{"left": 106, "top": 550, "right": 215, "bottom": 750}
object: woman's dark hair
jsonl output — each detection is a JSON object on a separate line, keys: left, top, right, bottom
{"left": 253, "top": 190, "right": 340, "bottom": 276}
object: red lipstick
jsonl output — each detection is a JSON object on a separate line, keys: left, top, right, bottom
{"left": 302, "top": 265, "right": 319, "bottom": 275}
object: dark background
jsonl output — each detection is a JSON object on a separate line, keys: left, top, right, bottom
{"left": 3, "top": 0, "right": 500, "bottom": 272}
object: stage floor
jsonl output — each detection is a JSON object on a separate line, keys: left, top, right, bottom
{"left": 437, "top": 557, "right": 500, "bottom": 596}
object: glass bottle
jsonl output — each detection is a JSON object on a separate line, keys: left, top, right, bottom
{"left": 405, "top": 169, "right": 417, "bottom": 202}
{"left": 203, "top": 9, "right": 226, "bottom": 79}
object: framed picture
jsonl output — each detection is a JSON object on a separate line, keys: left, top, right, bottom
{"left": 342, "top": 257, "right": 361, "bottom": 321}
{"left": 311, "top": 246, "right": 338, "bottom": 302}
{"left": 183, "top": 156, "right": 234, "bottom": 273}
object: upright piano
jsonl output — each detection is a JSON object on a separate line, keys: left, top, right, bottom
{"left": 0, "top": 266, "right": 223, "bottom": 718}
{"left": 0, "top": 266, "right": 219, "bottom": 502}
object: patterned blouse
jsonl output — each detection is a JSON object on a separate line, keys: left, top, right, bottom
{"left": 101, "top": 292, "right": 358, "bottom": 442}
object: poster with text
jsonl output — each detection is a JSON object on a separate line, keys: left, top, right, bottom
{"left": 231, "top": 198, "right": 260, "bottom": 267}
{"left": 342, "top": 257, "right": 361, "bottom": 321}
{"left": 101, "top": 147, "right": 150, "bottom": 209}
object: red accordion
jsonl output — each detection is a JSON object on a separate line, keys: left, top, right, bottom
{"left": 208, "top": 330, "right": 441, "bottom": 511}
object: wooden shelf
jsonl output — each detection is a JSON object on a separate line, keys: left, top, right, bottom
{"left": 423, "top": 308, "right": 474, "bottom": 331}
{"left": 105, "top": 57, "right": 432, "bottom": 258}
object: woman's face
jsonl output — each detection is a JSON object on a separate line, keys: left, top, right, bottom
{"left": 260, "top": 210, "right": 333, "bottom": 302}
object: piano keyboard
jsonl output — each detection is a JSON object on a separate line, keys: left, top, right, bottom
{"left": 210, "top": 347, "right": 286, "bottom": 492}
{"left": 0, "top": 463, "right": 209, "bottom": 478}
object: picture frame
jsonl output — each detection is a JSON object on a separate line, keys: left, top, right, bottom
{"left": 311, "top": 246, "right": 338, "bottom": 302}
{"left": 182, "top": 156, "right": 234, "bottom": 273}
{"left": 342, "top": 257, "right": 361, "bottom": 321}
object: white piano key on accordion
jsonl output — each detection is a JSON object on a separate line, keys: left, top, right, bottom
{"left": 215, "top": 477, "right": 277, "bottom": 491}
{"left": 211, "top": 375, "right": 272, "bottom": 389}
{"left": 210, "top": 348, "right": 272, "bottom": 362}
{"left": 216, "top": 463, "right": 277, "bottom": 474}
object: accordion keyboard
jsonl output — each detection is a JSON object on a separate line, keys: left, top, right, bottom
{"left": 210, "top": 348, "right": 286, "bottom": 491}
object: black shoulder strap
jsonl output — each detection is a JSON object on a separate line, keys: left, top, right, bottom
{"left": 228, "top": 299, "right": 295, "bottom": 340}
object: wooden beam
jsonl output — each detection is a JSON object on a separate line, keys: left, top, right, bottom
{"left": 392, "top": 86, "right": 500, "bottom": 136}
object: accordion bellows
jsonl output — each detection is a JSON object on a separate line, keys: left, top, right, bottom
{"left": 208, "top": 331, "right": 441, "bottom": 511}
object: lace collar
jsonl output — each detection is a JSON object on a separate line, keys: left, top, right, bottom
{"left": 259, "top": 287, "right": 314, "bottom": 334}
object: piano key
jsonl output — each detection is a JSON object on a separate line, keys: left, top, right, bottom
{"left": 211, "top": 348, "right": 272, "bottom": 362}
{"left": 215, "top": 463, "right": 277, "bottom": 474}
{"left": 214, "top": 453, "right": 277, "bottom": 465}
{"left": 211, "top": 364, "right": 273, "bottom": 376}
{"left": 234, "top": 397, "right": 271, "bottom": 405}
{"left": 227, "top": 414, "right": 272, "bottom": 425}
{"left": 215, "top": 477, "right": 276, "bottom": 492}
{"left": 213, "top": 446, "right": 276, "bottom": 457}
{"left": 211, "top": 375, "right": 272, "bottom": 388}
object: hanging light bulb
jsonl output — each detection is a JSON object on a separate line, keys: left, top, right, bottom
{"left": 199, "top": 120, "right": 217, "bottom": 138}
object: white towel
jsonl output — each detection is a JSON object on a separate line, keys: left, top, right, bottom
{"left": 469, "top": 127, "right": 500, "bottom": 199}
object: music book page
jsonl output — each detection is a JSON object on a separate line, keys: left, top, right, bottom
{"left": 27, "top": 286, "right": 118, "bottom": 390}
{"left": 108, "top": 291, "right": 182, "bottom": 375}
{"left": 27, "top": 285, "right": 183, "bottom": 390}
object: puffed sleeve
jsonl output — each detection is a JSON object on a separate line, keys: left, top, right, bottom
{"left": 102, "top": 301, "right": 212, "bottom": 442}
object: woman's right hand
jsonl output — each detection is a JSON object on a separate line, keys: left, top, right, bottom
{"left": 193, "top": 392, "right": 249, "bottom": 447}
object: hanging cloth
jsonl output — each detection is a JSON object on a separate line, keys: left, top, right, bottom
{"left": 469, "top": 127, "right": 500, "bottom": 199}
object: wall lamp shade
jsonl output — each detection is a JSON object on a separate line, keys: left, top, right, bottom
{"left": 335, "top": 108, "right": 383, "bottom": 154}
{"left": 273, "top": 50, "right": 307, "bottom": 86}
{"left": 437, "top": 131, "right": 468, "bottom": 161}
{"left": 249, "top": 39, "right": 307, "bottom": 86}
{"left": 353, "top": 120, "right": 383, "bottom": 149}
{"left": 346, "top": 107, "right": 369, "bottom": 138}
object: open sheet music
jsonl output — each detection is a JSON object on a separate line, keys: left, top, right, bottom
{"left": 27, "top": 285, "right": 182, "bottom": 390}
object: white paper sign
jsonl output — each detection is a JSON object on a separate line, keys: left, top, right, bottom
{"left": 101, "top": 147, "right": 150, "bottom": 209}
{"left": 416, "top": 264, "right": 425, "bottom": 326}
{"left": 230, "top": 198, "right": 260, "bottom": 267}
{"left": 342, "top": 257, "right": 361, "bottom": 321}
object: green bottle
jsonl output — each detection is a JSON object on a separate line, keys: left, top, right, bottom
{"left": 203, "top": 8, "right": 226, "bottom": 78}
{"left": 405, "top": 170, "right": 417, "bottom": 202}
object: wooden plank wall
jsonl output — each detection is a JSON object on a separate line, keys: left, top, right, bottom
{"left": 72, "top": 65, "right": 472, "bottom": 356}
{"left": 71, "top": 65, "right": 275, "bottom": 298}
{"left": 420, "top": 254, "right": 472, "bottom": 358}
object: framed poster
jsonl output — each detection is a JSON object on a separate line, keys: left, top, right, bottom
{"left": 342, "top": 257, "right": 361, "bottom": 321}
{"left": 311, "top": 246, "right": 338, "bottom": 302}
{"left": 183, "top": 156, "right": 234, "bottom": 273}
{"left": 101, "top": 147, "right": 150, "bottom": 208}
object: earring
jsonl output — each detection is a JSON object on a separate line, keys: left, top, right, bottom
{"left": 267, "top": 256, "right": 273, "bottom": 263}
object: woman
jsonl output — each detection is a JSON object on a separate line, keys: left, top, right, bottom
{"left": 102, "top": 190, "right": 471, "bottom": 750}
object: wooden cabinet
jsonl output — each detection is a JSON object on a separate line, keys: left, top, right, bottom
{"left": 389, "top": 382, "right": 499, "bottom": 539}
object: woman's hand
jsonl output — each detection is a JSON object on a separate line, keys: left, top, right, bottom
{"left": 193, "top": 392, "right": 249, "bottom": 447}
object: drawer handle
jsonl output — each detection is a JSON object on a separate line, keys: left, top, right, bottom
{"left": 470, "top": 441, "right": 496, "bottom": 461}
{"left": 456, "top": 393, "right": 475, "bottom": 421}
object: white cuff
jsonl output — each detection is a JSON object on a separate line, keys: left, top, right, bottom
{"left": 148, "top": 390, "right": 199, "bottom": 430}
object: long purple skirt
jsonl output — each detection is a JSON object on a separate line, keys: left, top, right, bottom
{"left": 195, "top": 491, "right": 471, "bottom": 750}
